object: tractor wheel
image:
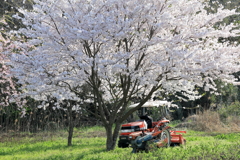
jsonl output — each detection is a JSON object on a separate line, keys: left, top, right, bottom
{"left": 118, "top": 141, "right": 129, "bottom": 148}
{"left": 159, "top": 129, "right": 171, "bottom": 147}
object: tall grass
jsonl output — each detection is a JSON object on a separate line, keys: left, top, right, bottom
{"left": 183, "top": 110, "right": 240, "bottom": 133}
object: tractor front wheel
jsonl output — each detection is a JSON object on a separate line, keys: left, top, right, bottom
{"left": 118, "top": 141, "right": 129, "bottom": 148}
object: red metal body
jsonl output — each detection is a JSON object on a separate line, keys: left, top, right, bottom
{"left": 170, "top": 130, "right": 186, "bottom": 145}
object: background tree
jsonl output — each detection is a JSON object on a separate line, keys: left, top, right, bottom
{"left": 0, "top": 29, "right": 28, "bottom": 132}
{"left": 165, "top": 0, "right": 240, "bottom": 117}
{"left": 0, "top": 33, "right": 24, "bottom": 107}
{"left": 10, "top": 0, "right": 240, "bottom": 151}
{"left": 208, "top": 0, "right": 240, "bottom": 44}
{"left": 0, "top": 0, "right": 35, "bottom": 132}
{"left": 0, "top": 0, "right": 33, "bottom": 35}
{"left": 207, "top": 0, "right": 240, "bottom": 108}
{"left": 1, "top": 4, "right": 93, "bottom": 141}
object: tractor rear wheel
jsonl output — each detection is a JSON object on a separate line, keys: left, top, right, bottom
{"left": 159, "top": 129, "right": 171, "bottom": 147}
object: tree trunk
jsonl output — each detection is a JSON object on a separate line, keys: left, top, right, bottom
{"left": 104, "top": 122, "right": 121, "bottom": 151}
{"left": 68, "top": 123, "right": 73, "bottom": 146}
{"left": 67, "top": 105, "right": 73, "bottom": 146}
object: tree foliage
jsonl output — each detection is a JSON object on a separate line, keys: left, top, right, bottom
{"left": 0, "top": 0, "right": 34, "bottom": 125}
{"left": 0, "top": 0, "right": 33, "bottom": 36}
{"left": 208, "top": 0, "right": 240, "bottom": 44}
{"left": 0, "top": 34, "right": 25, "bottom": 107}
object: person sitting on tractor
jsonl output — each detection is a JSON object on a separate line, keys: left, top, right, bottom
{"left": 139, "top": 114, "right": 153, "bottom": 129}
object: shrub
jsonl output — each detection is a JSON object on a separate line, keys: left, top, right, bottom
{"left": 183, "top": 109, "right": 240, "bottom": 133}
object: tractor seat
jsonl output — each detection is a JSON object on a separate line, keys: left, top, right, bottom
{"left": 139, "top": 115, "right": 153, "bottom": 129}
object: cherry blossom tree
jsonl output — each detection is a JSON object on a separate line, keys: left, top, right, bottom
{"left": 10, "top": 0, "right": 240, "bottom": 150}
{"left": 0, "top": 35, "right": 12, "bottom": 107}
{"left": 0, "top": 34, "right": 23, "bottom": 107}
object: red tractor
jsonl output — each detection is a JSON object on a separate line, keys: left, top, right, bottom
{"left": 118, "top": 101, "right": 186, "bottom": 152}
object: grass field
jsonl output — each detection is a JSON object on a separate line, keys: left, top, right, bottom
{"left": 0, "top": 126, "right": 240, "bottom": 160}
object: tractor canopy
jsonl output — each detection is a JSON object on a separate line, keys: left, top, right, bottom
{"left": 128, "top": 100, "right": 177, "bottom": 121}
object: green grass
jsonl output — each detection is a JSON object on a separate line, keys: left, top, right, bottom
{"left": 0, "top": 127, "right": 240, "bottom": 160}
